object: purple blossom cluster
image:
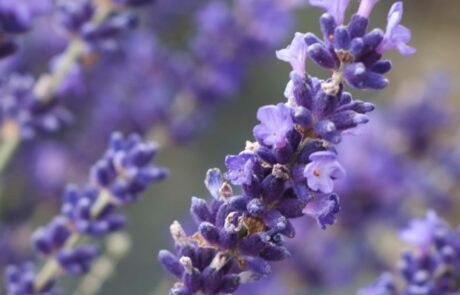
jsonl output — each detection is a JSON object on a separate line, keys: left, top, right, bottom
{"left": 232, "top": 72, "right": 457, "bottom": 294}
{"left": 158, "top": 1, "right": 415, "bottom": 294}
{"left": 306, "top": 0, "right": 415, "bottom": 91}
{"left": 4, "top": 133, "right": 167, "bottom": 294}
{"left": 359, "top": 211, "right": 460, "bottom": 295}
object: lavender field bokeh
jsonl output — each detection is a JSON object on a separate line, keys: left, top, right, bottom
{"left": 1, "top": 0, "right": 460, "bottom": 294}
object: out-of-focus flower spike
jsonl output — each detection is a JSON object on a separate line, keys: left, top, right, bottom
{"left": 4, "top": 133, "right": 167, "bottom": 294}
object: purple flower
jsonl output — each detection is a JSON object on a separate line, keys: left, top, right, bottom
{"left": 89, "top": 132, "right": 168, "bottom": 204}
{"left": 253, "top": 103, "right": 294, "bottom": 148}
{"left": 356, "top": 0, "right": 380, "bottom": 19}
{"left": 276, "top": 32, "right": 308, "bottom": 76}
{"left": 399, "top": 210, "right": 447, "bottom": 251}
{"left": 308, "top": 0, "right": 350, "bottom": 25}
{"left": 205, "top": 168, "right": 224, "bottom": 199}
{"left": 303, "top": 194, "right": 340, "bottom": 229}
{"left": 377, "top": 2, "right": 416, "bottom": 55}
{"left": 225, "top": 153, "right": 256, "bottom": 185}
{"left": 304, "top": 151, "right": 345, "bottom": 194}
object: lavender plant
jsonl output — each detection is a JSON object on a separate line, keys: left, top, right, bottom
{"left": 158, "top": 1, "right": 415, "bottom": 293}
{"left": 359, "top": 211, "right": 460, "bottom": 295}
{"left": 4, "top": 132, "right": 167, "bottom": 294}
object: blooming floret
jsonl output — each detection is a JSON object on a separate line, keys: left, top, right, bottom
{"left": 225, "top": 153, "right": 256, "bottom": 186}
{"left": 253, "top": 103, "right": 294, "bottom": 149}
{"left": 276, "top": 32, "right": 308, "bottom": 76}
{"left": 304, "top": 151, "right": 345, "bottom": 194}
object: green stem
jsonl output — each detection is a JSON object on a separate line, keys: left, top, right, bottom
{"left": 34, "top": 260, "right": 60, "bottom": 291}
{"left": 34, "top": 234, "right": 81, "bottom": 291}
{"left": 36, "top": 3, "right": 112, "bottom": 102}
{"left": 0, "top": 132, "right": 20, "bottom": 174}
{"left": 90, "top": 189, "right": 113, "bottom": 218}
{"left": 37, "top": 39, "right": 86, "bottom": 102}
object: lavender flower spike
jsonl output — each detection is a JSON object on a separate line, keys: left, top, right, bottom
{"left": 253, "top": 103, "right": 294, "bottom": 149}
{"left": 304, "top": 151, "right": 345, "bottom": 194}
{"left": 308, "top": 0, "right": 350, "bottom": 25}
{"left": 359, "top": 211, "right": 460, "bottom": 295}
{"left": 276, "top": 32, "right": 308, "bottom": 76}
{"left": 377, "top": 2, "right": 416, "bottom": 55}
{"left": 4, "top": 133, "right": 167, "bottom": 294}
{"left": 159, "top": 2, "right": 413, "bottom": 293}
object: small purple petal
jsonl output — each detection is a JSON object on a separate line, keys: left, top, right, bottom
{"left": 253, "top": 103, "right": 294, "bottom": 149}
{"left": 224, "top": 153, "right": 256, "bottom": 186}
{"left": 303, "top": 194, "right": 340, "bottom": 229}
{"left": 205, "top": 168, "right": 224, "bottom": 199}
{"left": 276, "top": 32, "right": 308, "bottom": 76}
{"left": 377, "top": 2, "right": 416, "bottom": 55}
{"left": 304, "top": 151, "right": 345, "bottom": 194}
